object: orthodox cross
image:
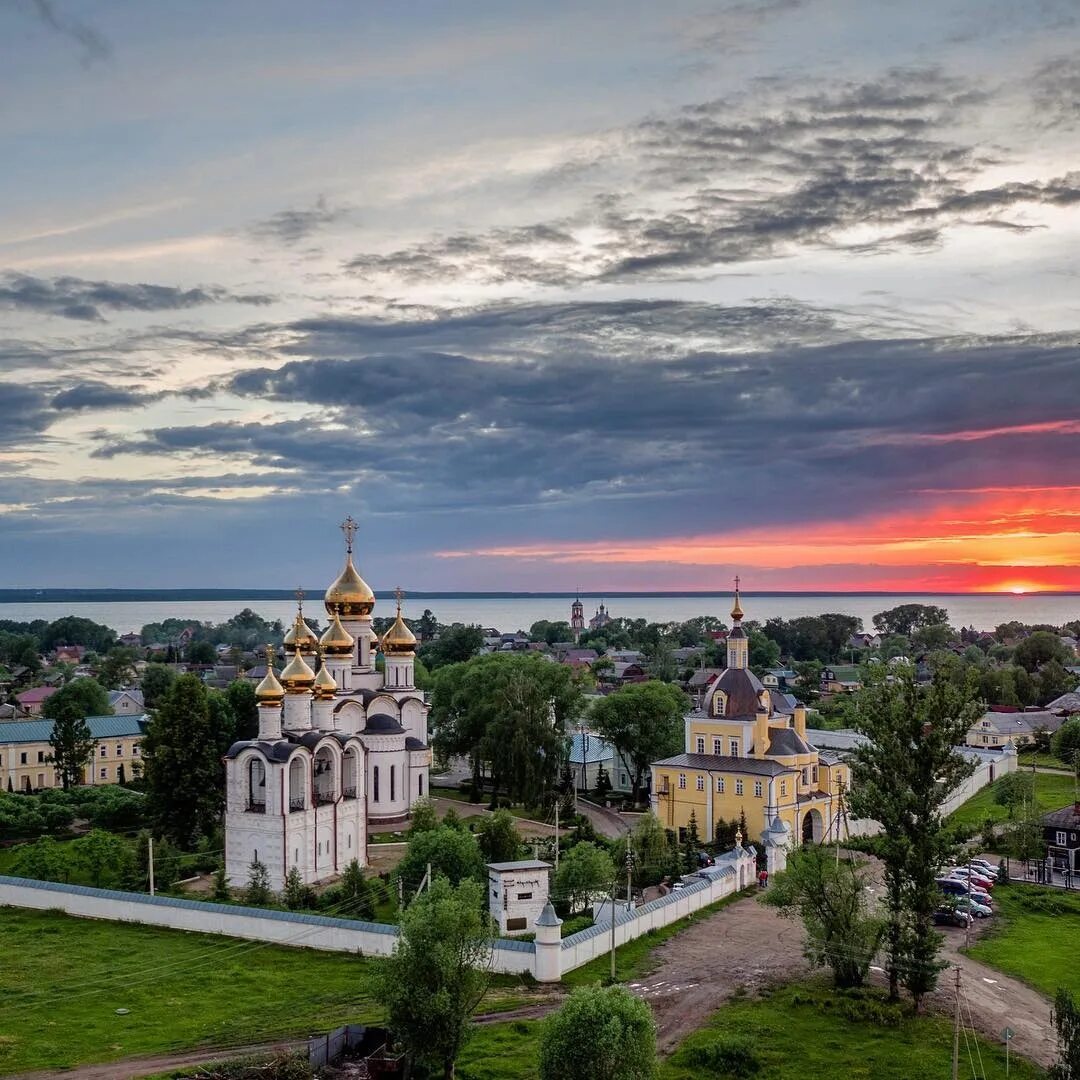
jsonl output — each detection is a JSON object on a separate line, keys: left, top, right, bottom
{"left": 340, "top": 515, "right": 358, "bottom": 553}
{"left": 264, "top": 643, "right": 276, "bottom": 668}
{"left": 295, "top": 586, "right": 305, "bottom": 613}
{"left": 395, "top": 585, "right": 405, "bottom": 612}
{"left": 734, "top": 574, "right": 741, "bottom": 593}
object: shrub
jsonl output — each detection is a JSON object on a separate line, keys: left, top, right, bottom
{"left": 686, "top": 1034, "right": 762, "bottom": 1076}
{"left": 560, "top": 914, "right": 595, "bottom": 938}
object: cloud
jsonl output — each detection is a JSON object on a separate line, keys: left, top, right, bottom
{"left": 24, "top": 0, "right": 111, "bottom": 65}
{"left": 247, "top": 196, "right": 353, "bottom": 245}
{"left": 0, "top": 273, "right": 274, "bottom": 322}
{"left": 340, "top": 68, "right": 1080, "bottom": 288}
{"left": 0, "top": 383, "right": 54, "bottom": 445}
{"left": 50, "top": 382, "right": 155, "bottom": 411}
{"left": 1032, "top": 56, "right": 1080, "bottom": 129}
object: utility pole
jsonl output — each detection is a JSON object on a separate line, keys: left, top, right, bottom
{"left": 609, "top": 879, "right": 618, "bottom": 983}
{"left": 148, "top": 836, "right": 155, "bottom": 896}
{"left": 952, "top": 966, "right": 962, "bottom": 1080}
{"left": 625, "top": 845, "right": 635, "bottom": 911}
{"left": 554, "top": 799, "right": 559, "bottom": 871}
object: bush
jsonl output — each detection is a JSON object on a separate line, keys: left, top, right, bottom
{"left": 560, "top": 914, "right": 595, "bottom": 938}
{"left": 686, "top": 1034, "right": 762, "bottom": 1076}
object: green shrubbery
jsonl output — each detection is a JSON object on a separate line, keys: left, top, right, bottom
{"left": 684, "top": 1033, "right": 762, "bottom": 1076}
{"left": 0, "top": 785, "right": 147, "bottom": 841}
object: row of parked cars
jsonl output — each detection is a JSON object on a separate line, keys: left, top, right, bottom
{"left": 933, "top": 859, "right": 1000, "bottom": 927}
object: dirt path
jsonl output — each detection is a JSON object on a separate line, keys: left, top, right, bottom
{"left": 934, "top": 923, "right": 1057, "bottom": 1068}
{"left": 628, "top": 891, "right": 810, "bottom": 1053}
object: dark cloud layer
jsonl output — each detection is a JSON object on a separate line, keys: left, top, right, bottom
{"left": 0, "top": 273, "right": 273, "bottom": 322}
{"left": 248, "top": 196, "right": 351, "bottom": 245}
{"left": 88, "top": 302, "right": 1080, "bottom": 537}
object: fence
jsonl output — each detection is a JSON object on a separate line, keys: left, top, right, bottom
{"left": 308, "top": 1023, "right": 385, "bottom": 1069}
{"left": 0, "top": 848, "right": 756, "bottom": 982}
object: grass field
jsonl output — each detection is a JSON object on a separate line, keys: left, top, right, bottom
{"left": 0, "top": 907, "right": 534, "bottom": 1076}
{"left": 949, "top": 771, "right": 1076, "bottom": 829}
{"left": 455, "top": 981, "right": 1046, "bottom": 1080}
{"left": 966, "top": 884, "right": 1080, "bottom": 999}
{"left": 1017, "top": 749, "right": 1073, "bottom": 770}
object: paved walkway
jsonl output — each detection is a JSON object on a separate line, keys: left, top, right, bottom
{"left": 576, "top": 797, "right": 632, "bottom": 838}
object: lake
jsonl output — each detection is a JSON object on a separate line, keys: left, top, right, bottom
{"left": 0, "top": 593, "right": 1076, "bottom": 635}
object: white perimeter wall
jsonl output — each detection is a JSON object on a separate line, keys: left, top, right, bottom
{"left": 0, "top": 850, "right": 755, "bottom": 982}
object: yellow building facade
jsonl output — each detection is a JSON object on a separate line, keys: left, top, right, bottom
{"left": 652, "top": 591, "right": 849, "bottom": 848}
{"left": 0, "top": 715, "right": 147, "bottom": 792}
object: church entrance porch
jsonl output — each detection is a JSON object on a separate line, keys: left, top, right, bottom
{"left": 802, "top": 808, "right": 824, "bottom": 844}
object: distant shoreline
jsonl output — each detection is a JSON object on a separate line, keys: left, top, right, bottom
{"left": 0, "top": 588, "right": 1073, "bottom": 603}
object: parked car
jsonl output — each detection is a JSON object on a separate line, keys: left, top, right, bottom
{"left": 934, "top": 908, "right": 973, "bottom": 928}
{"left": 950, "top": 867, "right": 994, "bottom": 890}
{"left": 955, "top": 896, "right": 993, "bottom": 918}
{"left": 937, "top": 877, "right": 969, "bottom": 897}
{"left": 968, "top": 859, "right": 998, "bottom": 875}
{"left": 695, "top": 851, "right": 715, "bottom": 868}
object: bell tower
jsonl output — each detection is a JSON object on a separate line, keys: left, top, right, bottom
{"left": 726, "top": 576, "right": 749, "bottom": 671}
{"left": 571, "top": 592, "right": 585, "bottom": 642}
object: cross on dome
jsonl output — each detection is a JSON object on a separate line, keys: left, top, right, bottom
{"left": 340, "top": 515, "right": 358, "bottom": 553}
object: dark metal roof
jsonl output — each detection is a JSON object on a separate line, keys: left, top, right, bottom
{"left": 1043, "top": 804, "right": 1080, "bottom": 829}
{"left": 705, "top": 667, "right": 765, "bottom": 718}
{"left": 405, "top": 736, "right": 428, "bottom": 750}
{"left": 652, "top": 753, "right": 791, "bottom": 776}
{"left": 364, "top": 713, "right": 405, "bottom": 734}
{"left": 224, "top": 738, "right": 298, "bottom": 762}
{"left": 764, "top": 728, "right": 814, "bottom": 757}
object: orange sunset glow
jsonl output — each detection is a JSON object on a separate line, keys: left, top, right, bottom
{"left": 439, "top": 487, "right": 1080, "bottom": 592}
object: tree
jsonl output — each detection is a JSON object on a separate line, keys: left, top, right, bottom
{"left": 538, "top": 985, "right": 657, "bottom": 1080}
{"left": 748, "top": 628, "right": 781, "bottom": 672}
{"left": 1040, "top": 661, "right": 1079, "bottom": 707}
{"left": 43, "top": 679, "right": 111, "bottom": 789}
{"left": 374, "top": 876, "right": 493, "bottom": 1080}
{"left": 396, "top": 825, "right": 486, "bottom": 893}
{"left": 993, "top": 771, "right": 1035, "bottom": 817}
{"left": 225, "top": 678, "right": 259, "bottom": 741}
{"left": 590, "top": 682, "right": 687, "bottom": 807}
{"left": 283, "top": 866, "right": 316, "bottom": 909}
{"left": 338, "top": 859, "right": 374, "bottom": 919}
{"left": 140, "top": 663, "right": 176, "bottom": 710}
{"left": 847, "top": 664, "right": 980, "bottom": 1009}
{"left": 76, "top": 829, "right": 133, "bottom": 888}
{"left": 1003, "top": 804, "right": 1046, "bottom": 862}
{"left": 431, "top": 653, "right": 583, "bottom": 807}
{"left": 912, "top": 623, "right": 953, "bottom": 652}
{"left": 1052, "top": 718, "right": 1080, "bottom": 767}
{"left": 475, "top": 809, "right": 524, "bottom": 864}
{"left": 420, "top": 624, "right": 485, "bottom": 670}
{"left": 141, "top": 674, "right": 223, "bottom": 847}
{"left": 555, "top": 841, "right": 616, "bottom": 914}
{"left": 244, "top": 857, "right": 272, "bottom": 905}
{"left": 872, "top": 604, "right": 950, "bottom": 637}
{"left": 97, "top": 646, "right": 140, "bottom": 689}
{"left": 41, "top": 616, "right": 117, "bottom": 655}
{"left": 187, "top": 640, "right": 216, "bottom": 665}
{"left": 212, "top": 865, "right": 229, "bottom": 900}
{"left": 764, "top": 846, "right": 884, "bottom": 988}
{"left": 407, "top": 795, "right": 440, "bottom": 835}
{"left": 681, "top": 810, "right": 701, "bottom": 871}
{"left": 417, "top": 609, "right": 439, "bottom": 642}
{"left": 1050, "top": 987, "right": 1080, "bottom": 1080}
{"left": 1013, "top": 631, "right": 1071, "bottom": 673}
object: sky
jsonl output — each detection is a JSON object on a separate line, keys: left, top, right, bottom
{"left": 1, "top": 0, "right": 1079, "bottom": 593}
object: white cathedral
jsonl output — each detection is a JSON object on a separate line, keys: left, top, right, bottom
{"left": 224, "top": 517, "right": 430, "bottom": 890}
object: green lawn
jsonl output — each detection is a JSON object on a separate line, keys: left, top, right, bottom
{"left": 561, "top": 888, "right": 754, "bottom": 989}
{"left": 1017, "top": 749, "right": 1072, "bottom": 770}
{"left": 0, "top": 907, "right": 533, "bottom": 1076}
{"left": 949, "top": 771, "right": 1077, "bottom": 829}
{"left": 457, "top": 980, "right": 1045, "bottom": 1080}
{"left": 966, "top": 883, "right": 1080, "bottom": 999}
{"left": 661, "top": 983, "right": 1043, "bottom": 1080}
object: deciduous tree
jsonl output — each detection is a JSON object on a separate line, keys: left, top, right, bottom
{"left": 555, "top": 840, "right": 615, "bottom": 914}
{"left": 590, "top": 681, "right": 686, "bottom": 807}
{"left": 538, "top": 985, "right": 657, "bottom": 1080}
{"left": 375, "top": 877, "right": 493, "bottom": 1080}
{"left": 872, "top": 604, "right": 950, "bottom": 637}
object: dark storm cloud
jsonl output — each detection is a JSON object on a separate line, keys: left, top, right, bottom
{"left": 343, "top": 69, "right": 1078, "bottom": 286}
{"left": 89, "top": 301, "right": 1080, "bottom": 531}
{"left": 248, "top": 196, "right": 353, "bottom": 245}
{"left": 51, "top": 382, "right": 155, "bottom": 411}
{"left": 24, "top": 0, "right": 111, "bottom": 65}
{"left": 0, "top": 383, "right": 54, "bottom": 444}
{"left": 0, "top": 273, "right": 274, "bottom": 322}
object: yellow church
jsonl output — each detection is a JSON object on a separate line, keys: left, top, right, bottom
{"left": 651, "top": 585, "right": 850, "bottom": 850}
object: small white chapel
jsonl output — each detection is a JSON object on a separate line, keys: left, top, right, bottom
{"left": 224, "top": 517, "right": 431, "bottom": 890}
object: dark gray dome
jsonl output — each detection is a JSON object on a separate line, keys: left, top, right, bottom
{"left": 364, "top": 713, "right": 405, "bottom": 734}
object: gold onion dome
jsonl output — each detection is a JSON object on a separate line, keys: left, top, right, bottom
{"left": 255, "top": 645, "right": 285, "bottom": 707}
{"left": 381, "top": 589, "right": 417, "bottom": 656}
{"left": 731, "top": 575, "right": 744, "bottom": 621}
{"left": 324, "top": 517, "right": 375, "bottom": 619}
{"left": 313, "top": 662, "right": 337, "bottom": 701}
{"left": 280, "top": 647, "right": 316, "bottom": 694}
{"left": 284, "top": 611, "right": 319, "bottom": 655}
{"left": 319, "top": 610, "right": 355, "bottom": 656}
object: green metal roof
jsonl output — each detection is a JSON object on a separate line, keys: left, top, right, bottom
{"left": 0, "top": 715, "right": 147, "bottom": 744}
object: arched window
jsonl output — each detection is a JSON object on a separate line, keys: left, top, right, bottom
{"left": 390, "top": 764, "right": 396, "bottom": 802}
{"left": 714, "top": 692, "right": 726, "bottom": 717}
{"left": 313, "top": 747, "right": 335, "bottom": 806}
{"left": 342, "top": 748, "right": 359, "bottom": 799}
{"left": 289, "top": 757, "right": 305, "bottom": 812}
{"left": 373, "top": 765, "right": 380, "bottom": 803}
{"left": 248, "top": 758, "right": 266, "bottom": 812}
{"left": 418, "top": 774, "right": 424, "bottom": 797}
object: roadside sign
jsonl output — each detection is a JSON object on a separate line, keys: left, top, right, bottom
{"left": 1001, "top": 1027, "right": 1014, "bottom": 1041}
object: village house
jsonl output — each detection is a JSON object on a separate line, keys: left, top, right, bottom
{"left": 819, "top": 665, "right": 862, "bottom": 694}
{"left": 651, "top": 587, "right": 850, "bottom": 851}
{"left": 107, "top": 689, "right": 145, "bottom": 715}
{"left": 14, "top": 685, "right": 57, "bottom": 717}
{"left": 1044, "top": 802, "right": 1080, "bottom": 874}
{"left": 568, "top": 731, "right": 638, "bottom": 795}
{"left": 964, "top": 707, "right": 1067, "bottom": 750}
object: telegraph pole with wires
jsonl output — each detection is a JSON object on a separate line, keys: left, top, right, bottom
{"left": 952, "top": 965, "right": 962, "bottom": 1080}
{"left": 625, "top": 844, "right": 635, "bottom": 910}
{"left": 832, "top": 777, "right": 850, "bottom": 867}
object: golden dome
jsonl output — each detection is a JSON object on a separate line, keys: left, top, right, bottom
{"left": 381, "top": 590, "right": 417, "bottom": 655}
{"left": 280, "top": 646, "right": 316, "bottom": 694}
{"left": 319, "top": 610, "right": 355, "bottom": 656}
{"left": 324, "top": 553, "right": 375, "bottom": 618}
{"left": 313, "top": 662, "right": 337, "bottom": 701}
{"left": 283, "top": 610, "right": 319, "bottom": 655}
{"left": 731, "top": 574, "right": 744, "bottom": 621}
{"left": 255, "top": 644, "right": 284, "bottom": 707}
